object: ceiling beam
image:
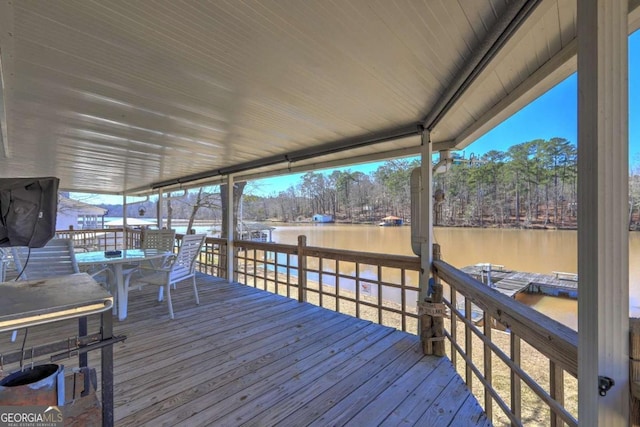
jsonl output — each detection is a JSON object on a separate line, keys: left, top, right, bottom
{"left": 422, "top": 0, "right": 543, "bottom": 132}
{"left": 238, "top": 143, "right": 422, "bottom": 184}
{"left": 139, "top": 123, "right": 421, "bottom": 191}
{"left": 127, "top": 137, "right": 436, "bottom": 196}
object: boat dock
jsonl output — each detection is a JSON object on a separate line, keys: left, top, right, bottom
{"left": 461, "top": 264, "right": 578, "bottom": 299}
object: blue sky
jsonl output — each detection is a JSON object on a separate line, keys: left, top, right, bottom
{"left": 76, "top": 31, "right": 639, "bottom": 202}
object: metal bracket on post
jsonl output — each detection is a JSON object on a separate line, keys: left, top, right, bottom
{"left": 598, "top": 376, "right": 615, "bottom": 397}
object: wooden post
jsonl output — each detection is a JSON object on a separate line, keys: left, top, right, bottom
{"left": 630, "top": 318, "right": 640, "bottom": 425}
{"left": 226, "top": 175, "right": 235, "bottom": 283}
{"left": 297, "top": 235, "right": 307, "bottom": 303}
{"left": 418, "top": 128, "right": 433, "bottom": 338}
{"left": 420, "top": 243, "right": 445, "bottom": 356}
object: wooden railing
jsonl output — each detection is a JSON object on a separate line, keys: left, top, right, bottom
{"left": 433, "top": 256, "right": 578, "bottom": 426}
{"left": 232, "top": 235, "right": 422, "bottom": 332}
{"left": 197, "top": 236, "right": 227, "bottom": 279}
{"left": 233, "top": 238, "right": 301, "bottom": 300}
{"left": 56, "top": 227, "right": 142, "bottom": 250}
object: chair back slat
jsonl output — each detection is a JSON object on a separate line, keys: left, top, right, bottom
{"left": 11, "top": 239, "right": 80, "bottom": 280}
{"left": 169, "top": 234, "right": 205, "bottom": 282}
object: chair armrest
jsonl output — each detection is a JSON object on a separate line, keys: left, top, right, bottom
{"left": 157, "top": 254, "right": 178, "bottom": 271}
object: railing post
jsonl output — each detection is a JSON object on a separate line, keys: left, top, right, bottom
{"left": 630, "top": 318, "right": 640, "bottom": 425}
{"left": 420, "top": 243, "right": 445, "bottom": 356}
{"left": 297, "top": 235, "right": 307, "bottom": 303}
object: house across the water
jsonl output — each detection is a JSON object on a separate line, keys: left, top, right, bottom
{"left": 312, "top": 214, "right": 334, "bottom": 223}
{"left": 379, "top": 215, "right": 403, "bottom": 226}
{"left": 56, "top": 196, "right": 107, "bottom": 230}
{"left": 239, "top": 223, "right": 276, "bottom": 242}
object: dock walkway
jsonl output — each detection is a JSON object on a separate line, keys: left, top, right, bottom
{"left": 461, "top": 264, "right": 578, "bottom": 299}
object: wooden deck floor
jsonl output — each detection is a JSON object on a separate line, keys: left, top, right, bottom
{"left": 1, "top": 274, "right": 489, "bottom": 426}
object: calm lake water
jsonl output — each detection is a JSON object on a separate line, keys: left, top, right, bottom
{"left": 265, "top": 224, "right": 640, "bottom": 331}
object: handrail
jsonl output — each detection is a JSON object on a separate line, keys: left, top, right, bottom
{"left": 226, "top": 239, "right": 422, "bottom": 270}
{"left": 304, "top": 245, "right": 421, "bottom": 270}
{"left": 433, "top": 259, "right": 578, "bottom": 377}
{"left": 235, "top": 239, "right": 298, "bottom": 254}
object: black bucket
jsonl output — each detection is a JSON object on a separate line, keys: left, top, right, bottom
{"left": 0, "top": 364, "right": 64, "bottom": 406}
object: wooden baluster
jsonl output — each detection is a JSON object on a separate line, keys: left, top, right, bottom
{"left": 465, "top": 297, "right": 473, "bottom": 386}
{"left": 263, "top": 248, "right": 267, "bottom": 290}
{"left": 355, "top": 262, "right": 361, "bottom": 319}
{"left": 401, "top": 269, "right": 407, "bottom": 332}
{"left": 549, "top": 360, "right": 564, "bottom": 427}
{"left": 378, "top": 265, "right": 383, "bottom": 324}
{"left": 320, "top": 258, "right": 326, "bottom": 307}
{"left": 253, "top": 248, "right": 257, "bottom": 286}
{"left": 297, "top": 235, "right": 307, "bottom": 303}
{"left": 450, "top": 289, "right": 458, "bottom": 370}
{"left": 511, "top": 334, "right": 522, "bottom": 425}
{"left": 484, "top": 312, "right": 493, "bottom": 421}
{"left": 286, "top": 253, "right": 291, "bottom": 299}
{"left": 274, "top": 250, "right": 279, "bottom": 295}
{"left": 335, "top": 260, "right": 340, "bottom": 313}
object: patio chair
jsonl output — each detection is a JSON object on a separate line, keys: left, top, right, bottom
{"left": 122, "top": 228, "right": 176, "bottom": 288}
{"left": 11, "top": 238, "right": 110, "bottom": 281}
{"left": 126, "top": 234, "right": 206, "bottom": 319}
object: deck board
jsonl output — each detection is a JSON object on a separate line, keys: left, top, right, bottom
{"left": 0, "top": 274, "right": 488, "bottom": 426}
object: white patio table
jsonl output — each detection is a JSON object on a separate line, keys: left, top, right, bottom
{"left": 76, "top": 249, "right": 169, "bottom": 321}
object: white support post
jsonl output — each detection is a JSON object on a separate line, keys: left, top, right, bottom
{"left": 226, "top": 175, "right": 235, "bottom": 282}
{"left": 157, "top": 188, "right": 163, "bottom": 229}
{"left": 418, "top": 128, "right": 433, "bottom": 317}
{"left": 122, "top": 195, "right": 128, "bottom": 250}
{"left": 577, "top": 0, "right": 629, "bottom": 424}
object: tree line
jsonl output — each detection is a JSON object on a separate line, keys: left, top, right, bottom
{"left": 251, "top": 137, "right": 582, "bottom": 229}
{"left": 435, "top": 137, "right": 578, "bottom": 228}
{"left": 96, "top": 137, "right": 640, "bottom": 231}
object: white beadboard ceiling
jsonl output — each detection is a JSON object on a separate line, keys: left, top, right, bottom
{"left": 0, "top": 0, "right": 638, "bottom": 195}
